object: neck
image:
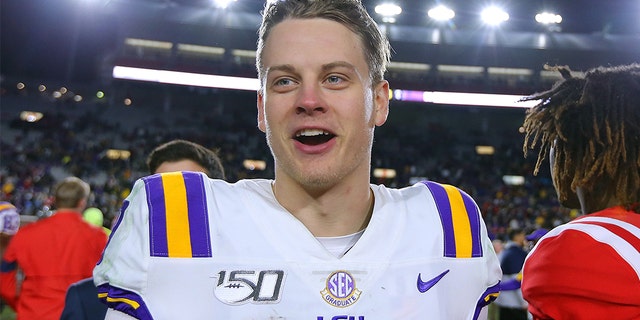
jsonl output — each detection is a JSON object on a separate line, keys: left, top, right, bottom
{"left": 55, "top": 208, "right": 83, "bottom": 214}
{"left": 272, "top": 179, "right": 374, "bottom": 237}
{"left": 576, "top": 187, "right": 620, "bottom": 214}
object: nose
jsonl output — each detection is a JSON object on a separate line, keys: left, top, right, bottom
{"left": 295, "top": 83, "right": 326, "bottom": 115}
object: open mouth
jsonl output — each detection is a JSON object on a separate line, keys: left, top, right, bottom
{"left": 294, "top": 129, "right": 335, "bottom": 146}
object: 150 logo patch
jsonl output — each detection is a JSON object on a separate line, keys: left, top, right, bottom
{"left": 214, "top": 270, "right": 285, "bottom": 305}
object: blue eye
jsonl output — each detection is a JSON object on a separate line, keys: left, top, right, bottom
{"left": 326, "top": 75, "right": 343, "bottom": 84}
{"left": 275, "top": 78, "right": 293, "bottom": 86}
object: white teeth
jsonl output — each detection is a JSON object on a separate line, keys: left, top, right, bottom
{"left": 296, "top": 129, "right": 330, "bottom": 137}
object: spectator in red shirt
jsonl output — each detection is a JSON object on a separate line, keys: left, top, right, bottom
{"left": 0, "top": 176, "right": 108, "bottom": 320}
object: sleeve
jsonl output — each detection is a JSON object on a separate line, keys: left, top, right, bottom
{"left": 420, "top": 181, "right": 502, "bottom": 318}
{"left": 93, "top": 177, "right": 154, "bottom": 320}
{"left": 93, "top": 171, "right": 210, "bottom": 320}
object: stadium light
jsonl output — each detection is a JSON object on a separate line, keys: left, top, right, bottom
{"left": 213, "top": 0, "right": 236, "bottom": 9}
{"left": 535, "top": 12, "right": 562, "bottom": 25}
{"left": 375, "top": 3, "right": 402, "bottom": 23}
{"left": 112, "top": 66, "right": 260, "bottom": 91}
{"left": 502, "top": 175, "right": 525, "bottom": 186}
{"left": 243, "top": 159, "right": 266, "bottom": 171}
{"left": 428, "top": 5, "right": 455, "bottom": 22}
{"left": 177, "top": 44, "right": 225, "bottom": 57}
{"left": 392, "top": 89, "right": 539, "bottom": 108}
{"left": 112, "top": 65, "right": 540, "bottom": 108}
{"left": 481, "top": 6, "right": 509, "bottom": 26}
{"left": 20, "top": 111, "right": 44, "bottom": 123}
{"left": 125, "top": 38, "right": 172, "bottom": 50}
{"left": 475, "top": 145, "right": 495, "bottom": 155}
{"left": 373, "top": 168, "right": 397, "bottom": 179}
{"left": 105, "top": 149, "right": 131, "bottom": 160}
{"left": 535, "top": 12, "right": 562, "bottom": 32}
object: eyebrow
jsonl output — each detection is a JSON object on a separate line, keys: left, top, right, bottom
{"left": 321, "top": 61, "right": 357, "bottom": 74}
{"left": 266, "top": 61, "right": 358, "bottom": 77}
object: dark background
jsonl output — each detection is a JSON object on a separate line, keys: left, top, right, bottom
{"left": 2, "top": 0, "right": 639, "bottom": 82}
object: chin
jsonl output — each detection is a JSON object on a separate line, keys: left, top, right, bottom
{"left": 299, "top": 173, "right": 336, "bottom": 189}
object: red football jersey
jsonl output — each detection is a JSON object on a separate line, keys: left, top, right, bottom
{"left": 521, "top": 206, "right": 640, "bottom": 320}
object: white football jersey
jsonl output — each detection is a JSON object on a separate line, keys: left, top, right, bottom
{"left": 94, "top": 171, "right": 502, "bottom": 320}
{"left": 0, "top": 201, "right": 20, "bottom": 235}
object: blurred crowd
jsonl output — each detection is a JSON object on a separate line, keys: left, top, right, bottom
{"left": 0, "top": 85, "right": 575, "bottom": 241}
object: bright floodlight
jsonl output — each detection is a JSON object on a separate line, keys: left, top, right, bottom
{"left": 481, "top": 6, "right": 509, "bottom": 26}
{"left": 375, "top": 3, "right": 402, "bottom": 23}
{"left": 535, "top": 12, "right": 562, "bottom": 24}
{"left": 428, "top": 5, "right": 455, "bottom": 21}
{"left": 213, "top": 0, "right": 236, "bottom": 9}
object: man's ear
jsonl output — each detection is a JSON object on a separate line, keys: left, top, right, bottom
{"left": 257, "top": 91, "right": 266, "bottom": 133}
{"left": 374, "top": 80, "right": 390, "bottom": 126}
{"left": 78, "top": 198, "right": 88, "bottom": 211}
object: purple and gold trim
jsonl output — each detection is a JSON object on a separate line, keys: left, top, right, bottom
{"left": 472, "top": 282, "right": 501, "bottom": 320}
{"left": 97, "top": 284, "right": 153, "bottom": 320}
{"left": 422, "top": 181, "right": 483, "bottom": 258}
{"left": 0, "top": 202, "right": 16, "bottom": 211}
{"left": 144, "top": 172, "right": 212, "bottom": 258}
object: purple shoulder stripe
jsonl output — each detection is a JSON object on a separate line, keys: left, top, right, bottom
{"left": 144, "top": 172, "right": 212, "bottom": 258}
{"left": 421, "top": 181, "right": 483, "bottom": 258}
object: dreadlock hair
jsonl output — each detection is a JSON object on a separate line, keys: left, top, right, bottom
{"left": 522, "top": 63, "right": 640, "bottom": 212}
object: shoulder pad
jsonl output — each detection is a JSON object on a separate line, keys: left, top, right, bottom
{"left": 143, "top": 171, "right": 212, "bottom": 258}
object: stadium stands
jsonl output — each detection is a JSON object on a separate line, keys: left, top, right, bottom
{"left": 0, "top": 79, "right": 572, "bottom": 240}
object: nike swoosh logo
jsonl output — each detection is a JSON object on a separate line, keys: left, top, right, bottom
{"left": 417, "top": 270, "right": 450, "bottom": 293}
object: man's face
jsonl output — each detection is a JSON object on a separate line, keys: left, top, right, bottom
{"left": 257, "top": 18, "right": 389, "bottom": 189}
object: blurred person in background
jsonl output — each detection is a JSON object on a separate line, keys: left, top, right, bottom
{"left": 0, "top": 201, "right": 20, "bottom": 314}
{"left": 521, "top": 63, "right": 640, "bottom": 319}
{"left": 494, "top": 227, "right": 549, "bottom": 320}
{"left": 488, "top": 237, "right": 505, "bottom": 320}
{"left": 94, "top": 0, "right": 501, "bottom": 319}
{"left": 145, "top": 139, "right": 226, "bottom": 180}
{"left": 494, "top": 228, "right": 528, "bottom": 320}
{"left": 61, "top": 140, "right": 226, "bottom": 320}
{"left": 0, "top": 177, "right": 108, "bottom": 320}
{"left": 524, "top": 228, "right": 548, "bottom": 252}
{"left": 0, "top": 201, "right": 20, "bottom": 261}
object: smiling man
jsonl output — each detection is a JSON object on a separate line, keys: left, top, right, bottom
{"left": 94, "top": 1, "right": 501, "bottom": 319}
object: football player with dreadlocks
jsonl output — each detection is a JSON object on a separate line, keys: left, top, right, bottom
{"left": 520, "top": 63, "right": 640, "bottom": 319}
